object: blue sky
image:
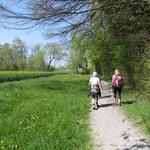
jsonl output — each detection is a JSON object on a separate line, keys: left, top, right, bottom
{"left": 0, "top": 0, "right": 59, "bottom": 46}
{"left": 0, "top": 28, "right": 58, "bottom": 45}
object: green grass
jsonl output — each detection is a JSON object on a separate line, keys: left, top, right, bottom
{"left": 0, "top": 73, "right": 91, "bottom": 150}
{"left": 122, "top": 86, "right": 150, "bottom": 140}
{"left": 0, "top": 71, "right": 52, "bottom": 83}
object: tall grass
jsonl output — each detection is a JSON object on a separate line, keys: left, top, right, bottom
{"left": 0, "top": 71, "right": 51, "bottom": 82}
{"left": 0, "top": 73, "right": 91, "bottom": 150}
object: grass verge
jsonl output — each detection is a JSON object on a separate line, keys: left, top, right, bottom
{"left": 0, "top": 71, "right": 52, "bottom": 83}
{"left": 0, "top": 73, "right": 91, "bottom": 150}
{"left": 122, "top": 86, "right": 150, "bottom": 140}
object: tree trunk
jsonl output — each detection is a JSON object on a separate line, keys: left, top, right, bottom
{"left": 75, "top": 67, "right": 79, "bottom": 73}
{"left": 47, "top": 56, "right": 54, "bottom": 71}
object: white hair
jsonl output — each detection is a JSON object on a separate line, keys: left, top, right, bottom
{"left": 92, "top": 71, "right": 97, "bottom": 77}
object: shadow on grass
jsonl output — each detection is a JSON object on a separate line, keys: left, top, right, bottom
{"left": 121, "top": 100, "right": 137, "bottom": 105}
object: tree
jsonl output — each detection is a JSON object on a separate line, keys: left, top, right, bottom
{"left": 0, "top": 43, "right": 13, "bottom": 70}
{"left": 44, "top": 42, "right": 63, "bottom": 70}
{"left": 12, "top": 37, "right": 27, "bottom": 70}
{"left": 29, "top": 44, "right": 46, "bottom": 71}
{"left": 68, "top": 32, "right": 89, "bottom": 73}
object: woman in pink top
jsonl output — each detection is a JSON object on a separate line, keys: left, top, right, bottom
{"left": 112, "top": 69, "right": 123, "bottom": 106}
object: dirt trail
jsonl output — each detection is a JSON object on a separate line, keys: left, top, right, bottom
{"left": 90, "top": 81, "right": 150, "bottom": 150}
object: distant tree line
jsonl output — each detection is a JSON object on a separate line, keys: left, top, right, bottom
{"left": 0, "top": 38, "right": 65, "bottom": 71}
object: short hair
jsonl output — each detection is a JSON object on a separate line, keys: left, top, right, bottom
{"left": 92, "top": 71, "right": 98, "bottom": 77}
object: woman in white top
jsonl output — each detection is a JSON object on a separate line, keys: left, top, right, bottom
{"left": 89, "top": 71, "right": 102, "bottom": 109}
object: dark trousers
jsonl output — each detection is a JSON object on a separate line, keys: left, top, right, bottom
{"left": 112, "top": 86, "right": 122, "bottom": 99}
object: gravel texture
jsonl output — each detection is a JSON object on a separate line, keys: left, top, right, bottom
{"left": 90, "top": 81, "right": 150, "bottom": 150}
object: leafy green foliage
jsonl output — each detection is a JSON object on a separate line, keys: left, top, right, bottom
{"left": 0, "top": 39, "right": 65, "bottom": 71}
{"left": 28, "top": 44, "right": 46, "bottom": 71}
{"left": 68, "top": 1, "right": 150, "bottom": 98}
{"left": 0, "top": 43, "right": 14, "bottom": 70}
{"left": 68, "top": 33, "right": 88, "bottom": 73}
{"left": 12, "top": 38, "right": 27, "bottom": 70}
{"left": 44, "top": 42, "right": 63, "bottom": 71}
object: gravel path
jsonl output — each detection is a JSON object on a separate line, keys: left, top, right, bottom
{"left": 90, "top": 81, "right": 150, "bottom": 150}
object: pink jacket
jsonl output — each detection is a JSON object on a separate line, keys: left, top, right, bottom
{"left": 112, "top": 74, "right": 122, "bottom": 86}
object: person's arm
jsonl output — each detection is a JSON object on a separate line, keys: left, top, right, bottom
{"left": 89, "top": 79, "right": 91, "bottom": 86}
{"left": 98, "top": 78, "right": 102, "bottom": 90}
{"left": 111, "top": 75, "right": 115, "bottom": 86}
{"left": 89, "top": 78, "right": 92, "bottom": 87}
{"left": 88, "top": 79, "right": 91, "bottom": 96}
{"left": 99, "top": 81, "right": 102, "bottom": 90}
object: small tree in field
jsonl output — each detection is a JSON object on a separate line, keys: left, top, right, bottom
{"left": 44, "top": 43, "right": 63, "bottom": 71}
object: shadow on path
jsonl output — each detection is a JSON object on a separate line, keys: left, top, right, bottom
{"left": 95, "top": 103, "right": 113, "bottom": 110}
{"left": 123, "top": 143, "right": 150, "bottom": 150}
{"left": 101, "top": 95, "right": 112, "bottom": 99}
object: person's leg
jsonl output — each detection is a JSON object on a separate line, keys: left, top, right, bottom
{"left": 96, "top": 94, "right": 99, "bottom": 107}
{"left": 92, "top": 93, "right": 99, "bottom": 109}
{"left": 95, "top": 99, "right": 98, "bottom": 109}
{"left": 92, "top": 93, "right": 95, "bottom": 109}
{"left": 98, "top": 89, "right": 101, "bottom": 99}
{"left": 91, "top": 91, "right": 95, "bottom": 109}
{"left": 93, "top": 98, "right": 98, "bottom": 109}
{"left": 92, "top": 98, "right": 95, "bottom": 108}
{"left": 112, "top": 86, "right": 117, "bottom": 105}
{"left": 118, "top": 88, "right": 122, "bottom": 105}
{"left": 92, "top": 92, "right": 97, "bottom": 109}
{"left": 98, "top": 89, "right": 101, "bottom": 104}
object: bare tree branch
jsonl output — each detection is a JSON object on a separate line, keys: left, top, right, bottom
{"left": 0, "top": 0, "right": 149, "bottom": 36}
{"left": 0, "top": 0, "right": 96, "bottom": 35}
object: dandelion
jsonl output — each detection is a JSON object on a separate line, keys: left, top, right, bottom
{"left": 0, "top": 140, "right": 4, "bottom": 144}
{"left": 1, "top": 147, "right": 4, "bottom": 149}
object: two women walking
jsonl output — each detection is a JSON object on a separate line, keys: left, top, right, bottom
{"left": 89, "top": 69, "right": 123, "bottom": 109}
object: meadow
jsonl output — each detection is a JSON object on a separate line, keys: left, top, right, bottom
{"left": 0, "top": 73, "right": 91, "bottom": 150}
{"left": 0, "top": 71, "right": 51, "bottom": 82}
{"left": 1, "top": 71, "right": 149, "bottom": 150}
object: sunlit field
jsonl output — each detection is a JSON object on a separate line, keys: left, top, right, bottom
{"left": 0, "top": 71, "right": 52, "bottom": 82}
{"left": 0, "top": 73, "right": 91, "bottom": 150}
